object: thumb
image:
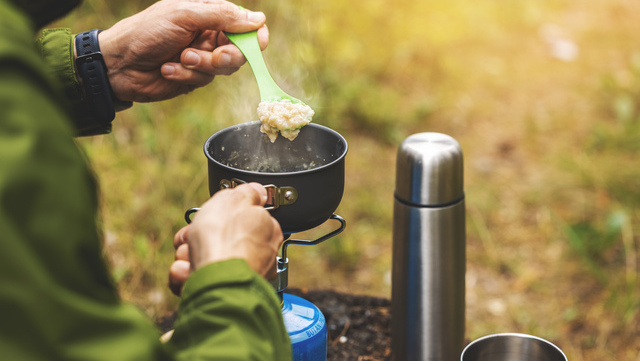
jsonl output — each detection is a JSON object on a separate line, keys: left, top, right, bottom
{"left": 230, "top": 183, "right": 268, "bottom": 207}
{"left": 177, "top": 2, "right": 265, "bottom": 33}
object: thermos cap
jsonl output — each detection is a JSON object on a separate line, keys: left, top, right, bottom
{"left": 395, "top": 132, "right": 464, "bottom": 206}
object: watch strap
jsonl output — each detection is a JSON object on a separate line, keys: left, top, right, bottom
{"left": 75, "top": 30, "right": 132, "bottom": 125}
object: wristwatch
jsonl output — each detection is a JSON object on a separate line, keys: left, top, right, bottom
{"left": 75, "top": 29, "right": 132, "bottom": 124}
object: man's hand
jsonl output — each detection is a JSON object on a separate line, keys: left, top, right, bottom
{"left": 169, "top": 183, "right": 283, "bottom": 296}
{"left": 97, "top": 0, "right": 269, "bottom": 103}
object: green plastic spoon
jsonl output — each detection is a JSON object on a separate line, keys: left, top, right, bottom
{"left": 225, "top": 30, "right": 305, "bottom": 105}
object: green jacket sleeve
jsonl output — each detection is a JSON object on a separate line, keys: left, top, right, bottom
{"left": 36, "top": 28, "right": 113, "bottom": 136}
{"left": 0, "top": 1, "right": 292, "bottom": 360}
{"left": 169, "top": 260, "right": 293, "bottom": 361}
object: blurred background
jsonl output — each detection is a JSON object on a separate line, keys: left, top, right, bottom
{"left": 54, "top": 0, "right": 638, "bottom": 359}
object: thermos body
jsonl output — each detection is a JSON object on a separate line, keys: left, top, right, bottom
{"left": 391, "top": 133, "right": 466, "bottom": 361}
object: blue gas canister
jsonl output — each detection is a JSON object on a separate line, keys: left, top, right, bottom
{"left": 282, "top": 293, "right": 327, "bottom": 361}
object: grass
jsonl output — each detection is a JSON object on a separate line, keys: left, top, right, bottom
{"left": 53, "top": 0, "right": 639, "bottom": 359}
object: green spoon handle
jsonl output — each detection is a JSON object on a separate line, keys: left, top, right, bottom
{"left": 225, "top": 31, "right": 285, "bottom": 102}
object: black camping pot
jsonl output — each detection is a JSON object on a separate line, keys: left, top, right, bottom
{"left": 199, "top": 121, "right": 348, "bottom": 234}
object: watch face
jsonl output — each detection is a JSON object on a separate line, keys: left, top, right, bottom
{"left": 13, "top": 0, "right": 82, "bottom": 28}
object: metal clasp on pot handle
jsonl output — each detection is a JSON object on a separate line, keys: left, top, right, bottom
{"left": 219, "top": 178, "right": 298, "bottom": 210}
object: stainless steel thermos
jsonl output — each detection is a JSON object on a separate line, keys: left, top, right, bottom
{"left": 392, "top": 133, "right": 466, "bottom": 361}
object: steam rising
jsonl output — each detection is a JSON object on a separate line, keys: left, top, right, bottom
{"left": 208, "top": 12, "right": 322, "bottom": 171}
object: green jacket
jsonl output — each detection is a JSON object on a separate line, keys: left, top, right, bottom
{"left": 0, "top": 0, "right": 292, "bottom": 360}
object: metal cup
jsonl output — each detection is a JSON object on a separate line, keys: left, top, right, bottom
{"left": 461, "top": 333, "right": 567, "bottom": 361}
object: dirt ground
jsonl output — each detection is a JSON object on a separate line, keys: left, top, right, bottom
{"left": 287, "top": 288, "right": 392, "bottom": 361}
{"left": 158, "top": 288, "right": 392, "bottom": 361}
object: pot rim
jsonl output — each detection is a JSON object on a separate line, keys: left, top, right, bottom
{"left": 203, "top": 121, "right": 348, "bottom": 177}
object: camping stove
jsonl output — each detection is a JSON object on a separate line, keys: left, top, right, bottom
{"left": 188, "top": 121, "right": 348, "bottom": 361}
{"left": 275, "top": 215, "right": 346, "bottom": 361}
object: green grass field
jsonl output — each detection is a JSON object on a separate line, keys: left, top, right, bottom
{"left": 56, "top": 0, "right": 639, "bottom": 359}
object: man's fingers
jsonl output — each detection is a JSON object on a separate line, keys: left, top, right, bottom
{"left": 190, "top": 30, "right": 219, "bottom": 52}
{"left": 210, "top": 183, "right": 267, "bottom": 207}
{"left": 270, "top": 218, "right": 284, "bottom": 249}
{"left": 161, "top": 61, "right": 216, "bottom": 85}
{"left": 181, "top": 45, "right": 246, "bottom": 73}
{"left": 176, "top": 243, "right": 190, "bottom": 261}
{"left": 218, "top": 25, "right": 269, "bottom": 50}
{"left": 174, "top": 225, "right": 189, "bottom": 248}
{"left": 180, "top": 25, "right": 269, "bottom": 75}
{"left": 238, "top": 183, "right": 269, "bottom": 206}
{"left": 257, "top": 25, "right": 269, "bottom": 51}
{"left": 264, "top": 260, "right": 278, "bottom": 281}
{"left": 169, "top": 260, "right": 191, "bottom": 296}
{"left": 162, "top": 43, "right": 248, "bottom": 83}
